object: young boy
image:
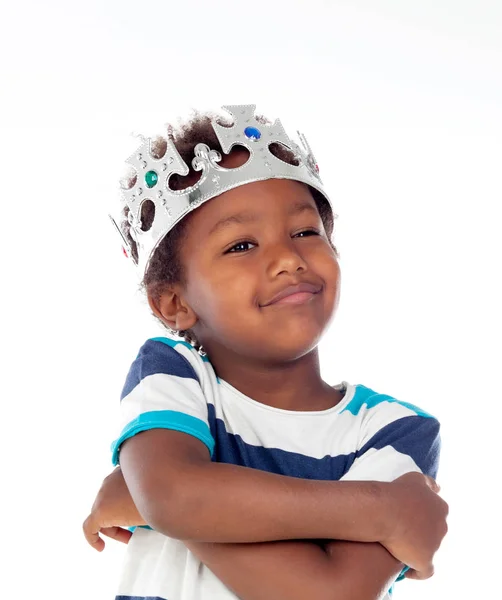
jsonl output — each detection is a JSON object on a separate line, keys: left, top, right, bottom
{"left": 84, "top": 105, "right": 448, "bottom": 600}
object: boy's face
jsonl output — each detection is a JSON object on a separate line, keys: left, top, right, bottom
{"left": 171, "top": 157, "right": 341, "bottom": 363}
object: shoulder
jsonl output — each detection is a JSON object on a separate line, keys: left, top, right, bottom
{"left": 121, "top": 337, "right": 205, "bottom": 400}
{"left": 342, "top": 383, "right": 438, "bottom": 422}
{"left": 344, "top": 384, "right": 441, "bottom": 477}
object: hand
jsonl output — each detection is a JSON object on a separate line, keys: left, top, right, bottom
{"left": 381, "top": 472, "right": 449, "bottom": 579}
{"left": 82, "top": 466, "right": 146, "bottom": 551}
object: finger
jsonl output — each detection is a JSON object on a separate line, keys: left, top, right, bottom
{"left": 405, "top": 565, "right": 434, "bottom": 580}
{"left": 405, "top": 569, "right": 424, "bottom": 580}
{"left": 101, "top": 526, "right": 133, "bottom": 545}
{"left": 424, "top": 476, "right": 440, "bottom": 493}
{"left": 83, "top": 516, "right": 105, "bottom": 552}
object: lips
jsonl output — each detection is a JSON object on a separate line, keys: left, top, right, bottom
{"left": 262, "top": 282, "right": 322, "bottom": 306}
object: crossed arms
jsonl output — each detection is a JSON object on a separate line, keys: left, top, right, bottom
{"left": 84, "top": 429, "right": 448, "bottom": 600}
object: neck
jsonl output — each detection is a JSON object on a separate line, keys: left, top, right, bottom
{"left": 209, "top": 346, "right": 340, "bottom": 412}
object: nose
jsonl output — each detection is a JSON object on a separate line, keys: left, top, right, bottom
{"left": 265, "top": 238, "right": 308, "bottom": 277}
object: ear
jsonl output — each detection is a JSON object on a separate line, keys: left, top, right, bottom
{"left": 147, "top": 287, "right": 198, "bottom": 331}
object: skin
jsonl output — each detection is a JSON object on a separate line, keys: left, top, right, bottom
{"left": 149, "top": 150, "right": 343, "bottom": 412}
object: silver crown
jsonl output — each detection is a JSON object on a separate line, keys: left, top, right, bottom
{"left": 110, "top": 104, "right": 333, "bottom": 276}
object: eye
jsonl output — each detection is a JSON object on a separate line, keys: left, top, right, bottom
{"left": 294, "top": 229, "right": 321, "bottom": 238}
{"left": 224, "top": 230, "right": 321, "bottom": 254}
{"left": 226, "top": 240, "right": 257, "bottom": 253}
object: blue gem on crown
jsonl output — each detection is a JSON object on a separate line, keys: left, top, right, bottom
{"left": 244, "top": 126, "right": 261, "bottom": 141}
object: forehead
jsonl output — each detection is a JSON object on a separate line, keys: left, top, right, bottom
{"left": 186, "top": 177, "right": 319, "bottom": 237}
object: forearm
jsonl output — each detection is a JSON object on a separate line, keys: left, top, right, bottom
{"left": 185, "top": 539, "right": 403, "bottom": 600}
{"left": 185, "top": 539, "right": 336, "bottom": 600}
{"left": 127, "top": 456, "right": 388, "bottom": 543}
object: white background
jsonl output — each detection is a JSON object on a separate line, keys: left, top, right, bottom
{"left": 1, "top": 1, "right": 501, "bottom": 598}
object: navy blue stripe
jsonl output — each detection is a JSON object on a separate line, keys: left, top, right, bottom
{"left": 121, "top": 339, "right": 199, "bottom": 400}
{"left": 207, "top": 404, "right": 356, "bottom": 479}
{"left": 207, "top": 406, "right": 440, "bottom": 480}
{"left": 357, "top": 415, "right": 441, "bottom": 478}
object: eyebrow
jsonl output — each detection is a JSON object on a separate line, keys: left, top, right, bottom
{"left": 208, "top": 200, "right": 319, "bottom": 236}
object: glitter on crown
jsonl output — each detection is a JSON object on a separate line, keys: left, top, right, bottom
{"left": 110, "top": 104, "right": 331, "bottom": 276}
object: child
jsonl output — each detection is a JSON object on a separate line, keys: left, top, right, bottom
{"left": 83, "top": 104, "right": 448, "bottom": 600}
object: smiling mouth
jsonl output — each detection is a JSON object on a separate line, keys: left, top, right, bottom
{"left": 265, "top": 290, "right": 321, "bottom": 307}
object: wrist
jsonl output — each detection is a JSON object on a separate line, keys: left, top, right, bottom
{"left": 329, "top": 480, "right": 391, "bottom": 543}
{"left": 359, "top": 480, "right": 391, "bottom": 542}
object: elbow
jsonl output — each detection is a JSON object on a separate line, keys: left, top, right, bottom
{"left": 139, "top": 478, "right": 202, "bottom": 540}
{"left": 142, "top": 504, "right": 182, "bottom": 540}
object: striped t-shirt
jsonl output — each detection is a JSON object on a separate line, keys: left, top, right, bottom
{"left": 111, "top": 337, "right": 441, "bottom": 600}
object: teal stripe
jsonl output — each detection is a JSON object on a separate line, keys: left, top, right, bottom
{"left": 342, "top": 385, "right": 435, "bottom": 419}
{"left": 150, "top": 336, "right": 210, "bottom": 362}
{"left": 388, "top": 565, "right": 409, "bottom": 595}
{"left": 111, "top": 410, "right": 215, "bottom": 465}
{"left": 127, "top": 525, "right": 153, "bottom": 532}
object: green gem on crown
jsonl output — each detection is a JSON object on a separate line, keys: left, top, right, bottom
{"left": 145, "top": 170, "right": 158, "bottom": 188}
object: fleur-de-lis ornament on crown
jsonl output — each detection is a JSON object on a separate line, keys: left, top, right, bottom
{"left": 110, "top": 104, "right": 331, "bottom": 277}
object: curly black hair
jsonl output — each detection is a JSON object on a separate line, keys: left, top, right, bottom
{"left": 120, "top": 111, "right": 338, "bottom": 347}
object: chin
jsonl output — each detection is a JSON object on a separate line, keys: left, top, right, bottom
{"left": 262, "top": 328, "right": 325, "bottom": 362}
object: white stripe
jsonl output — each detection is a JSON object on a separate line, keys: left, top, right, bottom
{"left": 355, "top": 400, "right": 419, "bottom": 447}
{"left": 341, "top": 446, "right": 421, "bottom": 482}
{"left": 117, "top": 528, "right": 240, "bottom": 599}
{"left": 118, "top": 373, "right": 208, "bottom": 432}
{"left": 210, "top": 385, "right": 419, "bottom": 460}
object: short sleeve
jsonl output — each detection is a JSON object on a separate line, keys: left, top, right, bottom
{"left": 340, "top": 386, "right": 441, "bottom": 482}
{"left": 110, "top": 338, "right": 215, "bottom": 465}
{"left": 339, "top": 386, "right": 441, "bottom": 584}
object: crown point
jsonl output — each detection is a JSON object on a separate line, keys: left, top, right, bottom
{"left": 145, "top": 170, "right": 158, "bottom": 188}
{"left": 244, "top": 126, "right": 261, "bottom": 141}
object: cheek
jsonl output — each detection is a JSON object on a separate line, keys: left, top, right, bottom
{"left": 187, "top": 262, "right": 256, "bottom": 316}
{"left": 327, "top": 257, "right": 341, "bottom": 284}
{"left": 319, "top": 253, "right": 341, "bottom": 302}
{"left": 315, "top": 243, "right": 340, "bottom": 276}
